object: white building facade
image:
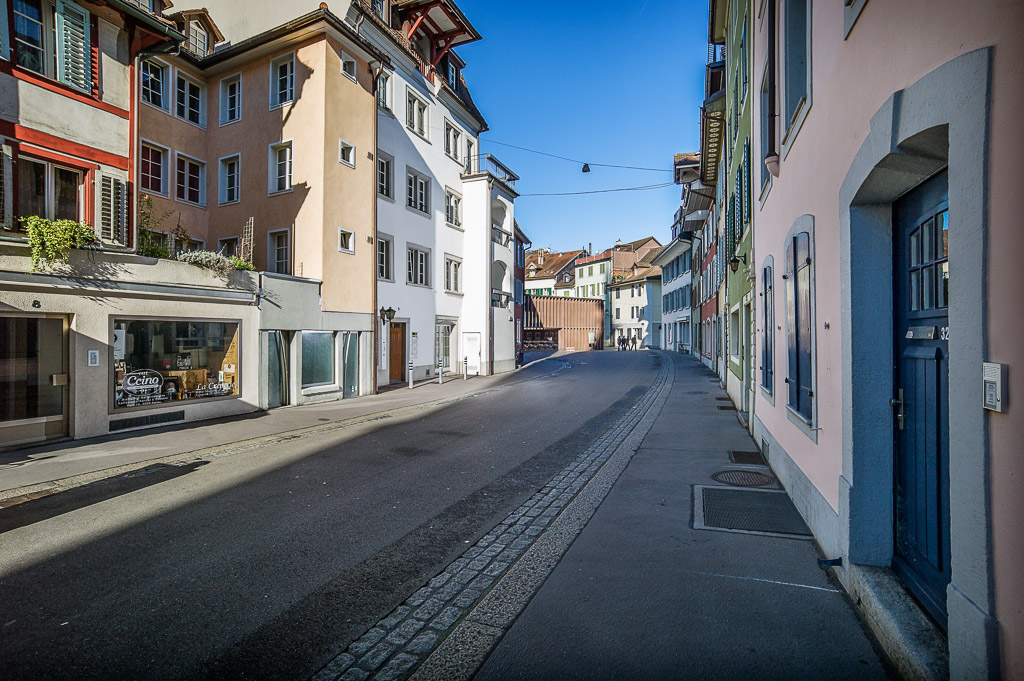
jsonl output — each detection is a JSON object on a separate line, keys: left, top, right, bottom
{"left": 609, "top": 268, "right": 662, "bottom": 349}
{"left": 652, "top": 238, "right": 693, "bottom": 354}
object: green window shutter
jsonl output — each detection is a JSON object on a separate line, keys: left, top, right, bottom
{"left": 96, "top": 173, "right": 127, "bottom": 245}
{"left": 0, "top": 0, "right": 10, "bottom": 61}
{"left": 743, "top": 140, "right": 751, "bottom": 223}
{"left": 0, "top": 143, "right": 12, "bottom": 230}
{"left": 56, "top": 0, "right": 92, "bottom": 92}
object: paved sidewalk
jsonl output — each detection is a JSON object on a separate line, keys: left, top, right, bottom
{"left": 470, "top": 352, "right": 894, "bottom": 680}
{"left": 0, "top": 353, "right": 568, "bottom": 498}
{"left": 322, "top": 351, "right": 895, "bottom": 681}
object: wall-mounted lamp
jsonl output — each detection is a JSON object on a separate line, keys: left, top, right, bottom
{"left": 729, "top": 253, "right": 747, "bottom": 273}
{"left": 379, "top": 306, "right": 396, "bottom": 325}
{"left": 764, "top": 154, "right": 780, "bottom": 178}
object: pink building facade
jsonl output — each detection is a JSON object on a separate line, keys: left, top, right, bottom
{"left": 749, "top": 1, "right": 1024, "bottom": 678}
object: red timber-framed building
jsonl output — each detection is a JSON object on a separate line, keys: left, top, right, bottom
{"left": 1, "top": 0, "right": 184, "bottom": 246}
{"left": 0, "top": 2, "right": 267, "bottom": 447}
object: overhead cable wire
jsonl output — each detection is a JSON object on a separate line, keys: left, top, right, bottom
{"left": 482, "top": 139, "right": 673, "bottom": 173}
{"left": 519, "top": 182, "right": 675, "bottom": 197}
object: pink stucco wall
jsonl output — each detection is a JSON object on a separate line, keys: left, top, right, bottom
{"left": 750, "top": 1, "right": 1023, "bottom": 675}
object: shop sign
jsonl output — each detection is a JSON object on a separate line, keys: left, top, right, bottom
{"left": 122, "top": 369, "right": 164, "bottom": 395}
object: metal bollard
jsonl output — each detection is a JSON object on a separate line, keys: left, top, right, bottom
{"left": 463, "top": 356, "right": 468, "bottom": 381}
{"left": 408, "top": 361, "right": 414, "bottom": 389}
{"left": 438, "top": 360, "right": 444, "bottom": 385}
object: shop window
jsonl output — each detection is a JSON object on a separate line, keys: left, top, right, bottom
{"left": 301, "top": 331, "right": 335, "bottom": 388}
{"left": 113, "top": 319, "right": 239, "bottom": 409}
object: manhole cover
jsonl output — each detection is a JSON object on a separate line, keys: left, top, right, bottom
{"left": 683, "top": 391, "right": 707, "bottom": 395}
{"left": 711, "top": 470, "right": 775, "bottom": 487}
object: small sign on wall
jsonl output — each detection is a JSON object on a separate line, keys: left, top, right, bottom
{"left": 88, "top": 350, "right": 100, "bottom": 367}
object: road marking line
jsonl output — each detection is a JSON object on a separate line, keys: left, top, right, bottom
{"left": 685, "top": 570, "right": 841, "bottom": 593}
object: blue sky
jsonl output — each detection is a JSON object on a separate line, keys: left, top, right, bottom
{"left": 456, "top": 0, "right": 708, "bottom": 253}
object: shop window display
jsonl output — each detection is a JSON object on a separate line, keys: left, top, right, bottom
{"left": 113, "top": 320, "right": 239, "bottom": 409}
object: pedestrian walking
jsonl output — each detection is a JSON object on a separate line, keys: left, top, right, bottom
{"left": 630, "top": 335, "right": 638, "bottom": 351}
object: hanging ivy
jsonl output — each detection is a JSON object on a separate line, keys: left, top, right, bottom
{"left": 20, "top": 216, "right": 98, "bottom": 272}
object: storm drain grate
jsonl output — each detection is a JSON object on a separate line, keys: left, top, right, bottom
{"left": 711, "top": 470, "right": 775, "bottom": 487}
{"left": 695, "top": 486, "right": 813, "bottom": 538}
{"left": 683, "top": 391, "right": 708, "bottom": 395}
{"left": 717, "top": 405, "right": 737, "bottom": 411}
{"left": 730, "top": 450, "right": 767, "bottom": 465}
{"left": 715, "top": 396, "right": 732, "bottom": 401}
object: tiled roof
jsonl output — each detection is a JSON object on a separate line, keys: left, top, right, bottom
{"left": 525, "top": 249, "right": 584, "bottom": 279}
{"left": 610, "top": 265, "right": 662, "bottom": 286}
{"left": 674, "top": 152, "right": 699, "bottom": 165}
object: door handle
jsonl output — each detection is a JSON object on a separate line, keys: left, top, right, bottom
{"left": 890, "top": 389, "right": 904, "bottom": 431}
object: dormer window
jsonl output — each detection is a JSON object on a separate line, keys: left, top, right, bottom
{"left": 188, "top": 21, "right": 208, "bottom": 56}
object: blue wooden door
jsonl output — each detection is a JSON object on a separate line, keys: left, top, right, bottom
{"left": 892, "top": 169, "right": 950, "bottom": 629}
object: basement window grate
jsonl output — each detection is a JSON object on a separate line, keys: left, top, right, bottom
{"left": 109, "top": 410, "right": 185, "bottom": 432}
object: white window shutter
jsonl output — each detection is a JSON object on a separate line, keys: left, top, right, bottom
{"left": 96, "top": 173, "right": 127, "bottom": 245}
{"left": 0, "top": 144, "right": 12, "bottom": 230}
{"left": 0, "top": 0, "right": 11, "bottom": 62}
{"left": 56, "top": 0, "right": 92, "bottom": 92}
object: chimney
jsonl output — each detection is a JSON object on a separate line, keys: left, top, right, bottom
{"left": 615, "top": 239, "right": 622, "bottom": 247}
{"left": 538, "top": 252, "right": 545, "bottom": 266}
{"left": 588, "top": 242, "right": 592, "bottom": 256}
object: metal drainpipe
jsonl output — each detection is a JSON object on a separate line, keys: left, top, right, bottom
{"left": 370, "top": 58, "right": 383, "bottom": 394}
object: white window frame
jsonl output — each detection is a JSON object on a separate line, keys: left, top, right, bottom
{"left": 338, "top": 227, "right": 354, "bottom": 254}
{"left": 175, "top": 69, "right": 206, "bottom": 128}
{"left": 376, "top": 232, "right": 393, "bottom": 281}
{"left": 405, "top": 88, "right": 428, "bottom": 139}
{"left": 268, "top": 140, "right": 293, "bottom": 195}
{"left": 338, "top": 139, "right": 356, "bottom": 168}
{"left": 219, "top": 73, "right": 242, "bottom": 125}
{"left": 406, "top": 167, "right": 429, "bottom": 215}
{"left": 406, "top": 244, "right": 430, "bottom": 287}
{"left": 444, "top": 254, "right": 462, "bottom": 294}
{"left": 139, "top": 140, "right": 169, "bottom": 197}
{"left": 340, "top": 50, "right": 357, "bottom": 81}
{"left": 376, "top": 150, "right": 393, "bottom": 199}
{"left": 17, "top": 156, "right": 84, "bottom": 222}
{"left": 174, "top": 151, "right": 206, "bottom": 207}
{"left": 376, "top": 71, "right": 391, "bottom": 109}
{"left": 269, "top": 52, "right": 295, "bottom": 109}
{"left": 444, "top": 120, "right": 461, "bottom": 162}
{"left": 445, "top": 188, "right": 462, "bottom": 228}
{"left": 218, "top": 153, "right": 240, "bottom": 205}
{"left": 268, "top": 228, "right": 290, "bottom": 275}
{"left": 141, "top": 58, "right": 170, "bottom": 112}
{"left": 188, "top": 20, "right": 208, "bottom": 56}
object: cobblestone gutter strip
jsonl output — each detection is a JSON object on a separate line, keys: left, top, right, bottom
{"left": 0, "top": 363, "right": 574, "bottom": 507}
{"left": 310, "top": 353, "right": 674, "bottom": 681}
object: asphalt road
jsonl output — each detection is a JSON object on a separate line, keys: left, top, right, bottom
{"left": 0, "top": 350, "right": 660, "bottom": 680}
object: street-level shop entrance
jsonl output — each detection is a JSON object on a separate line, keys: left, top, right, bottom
{"left": 0, "top": 315, "right": 69, "bottom": 447}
